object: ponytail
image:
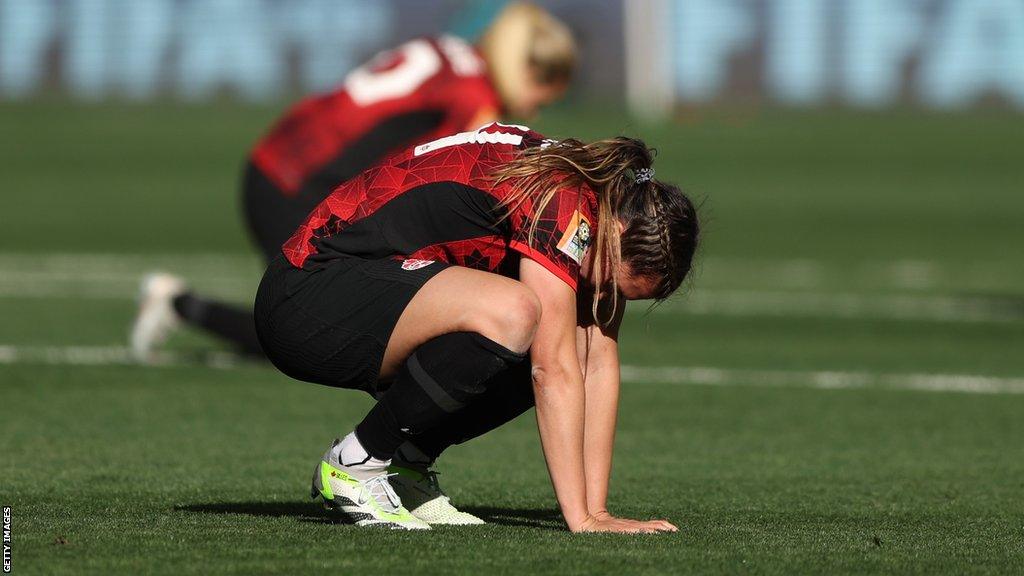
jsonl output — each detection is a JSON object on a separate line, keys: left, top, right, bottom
{"left": 492, "top": 137, "right": 655, "bottom": 323}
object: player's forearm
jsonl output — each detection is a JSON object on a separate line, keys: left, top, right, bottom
{"left": 583, "top": 361, "right": 619, "bottom": 514}
{"left": 532, "top": 362, "right": 590, "bottom": 530}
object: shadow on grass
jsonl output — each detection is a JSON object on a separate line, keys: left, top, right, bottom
{"left": 175, "top": 501, "right": 344, "bottom": 525}
{"left": 458, "top": 506, "right": 563, "bottom": 529}
{"left": 175, "top": 501, "right": 563, "bottom": 529}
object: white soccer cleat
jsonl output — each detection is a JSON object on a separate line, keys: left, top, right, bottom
{"left": 130, "top": 272, "right": 187, "bottom": 363}
{"left": 388, "top": 466, "right": 485, "bottom": 525}
{"left": 311, "top": 442, "right": 431, "bottom": 530}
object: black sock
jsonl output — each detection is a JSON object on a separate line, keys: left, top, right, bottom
{"left": 406, "top": 362, "right": 535, "bottom": 462}
{"left": 355, "top": 332, "right": 525, "bottom": 460}
{"left": 172, "top": 292, "right": 264, "bottom": 356}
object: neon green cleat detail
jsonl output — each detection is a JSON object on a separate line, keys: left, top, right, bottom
{"left": 311, "top": 459, "right": 430, "bottom": 530}
{"left": 388, "top": 466, "right": 485, "bottom": 526}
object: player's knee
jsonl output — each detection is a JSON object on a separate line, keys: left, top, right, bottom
{"left": 498, "top": 287, "right": 542, "bottom": 351}
{"left": 473, "top": 286, "right": 540, "bottom": 353}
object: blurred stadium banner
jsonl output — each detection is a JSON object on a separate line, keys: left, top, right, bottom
{"left": 1, "top": 0, "right": 1022, "bottom": 112}
{"left": 627, "top": 0, "right": 1024, "bottom": 113}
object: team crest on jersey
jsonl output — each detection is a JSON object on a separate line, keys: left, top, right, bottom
{"left": 401, "top": 259, "right": 435, "bottom": 271}
{"left": 556, "top": 211, "right": 591, "bottom": 265}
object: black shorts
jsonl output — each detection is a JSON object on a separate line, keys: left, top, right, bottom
{"left": 254, "top": 255, "right": 448, "bottom": 393}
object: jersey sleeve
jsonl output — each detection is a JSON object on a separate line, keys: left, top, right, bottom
{"left": 508, "top": 184, "right": 597, "bottom": 291}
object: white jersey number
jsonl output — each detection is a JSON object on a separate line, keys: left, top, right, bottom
{"left": 345, "top": 36, "right": 483, "bottom": 107}
{"left": 345, "top": 39, "right": 442, "bottom": 106}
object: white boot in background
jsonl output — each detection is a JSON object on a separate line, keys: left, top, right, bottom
{"left": 130, "top": 272, "right": 186, "bottom": 363}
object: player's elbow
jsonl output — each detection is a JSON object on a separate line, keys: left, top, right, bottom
{"left": 530, "top": 361, "right": 579, "bottom": 396}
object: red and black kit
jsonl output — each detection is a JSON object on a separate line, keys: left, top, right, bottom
{"left": 255, "top": 123, "right": 598, "bottom": 392}
{"left": 243, "top": 36, "right": 501, "bottom": 258}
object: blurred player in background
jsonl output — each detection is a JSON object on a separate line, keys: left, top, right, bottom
{"left": 131, "top": 1, "right": 576, "bottom": 361}
{"left": 254, "top": 122, "right": 699, "bottom": 530}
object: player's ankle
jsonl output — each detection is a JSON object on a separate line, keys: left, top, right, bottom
{"left": 393, "top": 442, "right": 435, "bottom": 473}
{"left": 331, "top": 432, "right": 390, "bottom": 479}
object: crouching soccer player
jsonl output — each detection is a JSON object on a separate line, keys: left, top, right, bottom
{"left": 253, "top": 123, "right": 699, "bottom": 532}
{"left": 131, "top": 1, "right": 576, "bottom": 361}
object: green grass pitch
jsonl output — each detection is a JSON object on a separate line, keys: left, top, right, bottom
{"left": 1, "top": 102, "right": 1023, "bottom": 574}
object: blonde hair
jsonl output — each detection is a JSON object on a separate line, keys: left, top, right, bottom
{"left": 493, "top": 138, "right": 653, "bottom": 322}
{"left": 493, "top": 139, "right": 701, "bottom": 323}
{"left": 478, "top": 2, "right": 577, "bottom": 114}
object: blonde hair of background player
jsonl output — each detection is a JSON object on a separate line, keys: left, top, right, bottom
{"left": 478, "top": 1, "right": 577, "bottom": 120}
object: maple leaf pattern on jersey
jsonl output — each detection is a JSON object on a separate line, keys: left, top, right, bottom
{"left": 281, "top": 123, "right": 598, "bottom": 291}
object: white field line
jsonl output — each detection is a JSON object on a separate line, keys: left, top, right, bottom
{"left": 0, "top": 252, "right": 1022, "bottom": 323}
{"left": 0, "top": 253, "right": 261, "bottom": 299}
{"left": 660, "top": 290, "right": 1024, "bottom": 323}
{"left": 0, "top": 253, "right": 263, "bottom": 274}
{"left": 0, "top": 273, "right": 251, "bottom": 300}
{"left": 0, "top": 345, "right": 246, "bottom": 370}
{"left": 2, "top": 344, "right": 1023, "bottom": 395}
{"left": 693, "top": 257, "right": 943, "bottom": 290}
{"left": 620, "top": 365, "right": 1024, "bottom": 395}
{"left": 4, "top": 277, "right": 1017, "bottom": 323}
{"left": 0, "top": 252, "right": 1019, "bottom": 291}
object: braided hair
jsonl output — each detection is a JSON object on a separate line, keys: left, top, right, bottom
{"left": 618, "top": 173, "right": 698, "bottom": 301}
{"left": 493, "top": 136, "right": 699, "bottom": 322}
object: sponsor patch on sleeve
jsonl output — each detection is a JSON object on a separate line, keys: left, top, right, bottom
{"left": 556, "top": 211, "right": 591, "bottom": 265}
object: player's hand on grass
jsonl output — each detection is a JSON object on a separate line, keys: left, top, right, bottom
{"left": 591, "top": 510, "right": 678, "bottom": 532}
{"left": 573, "top": 512, "right": 678, "bottom": 534}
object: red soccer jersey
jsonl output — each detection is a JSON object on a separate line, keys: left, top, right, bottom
{"left": 250, "top": 36, "right": 501, "bottom": 195}
{"left": 282, "top": 123, "right": 598, "bottom": 291}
